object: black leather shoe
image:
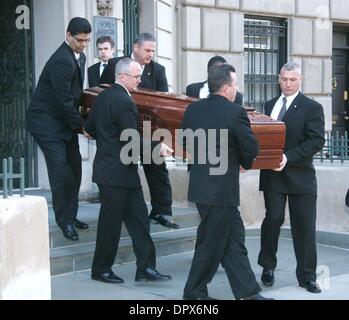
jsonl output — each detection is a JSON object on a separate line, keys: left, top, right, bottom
{"left": 299, "top": 281, "right": 322, "bottom": 293}
{"left": 345, "top": 189, "right": 349, "bottom": 207}
{"left": 183, "top": 295, "right": 217, "bottom": 300}
{"left": 149, "top": 214, "right": 179, "bottom": 229}
{"left": 73, "top": 218, "right": 89, "bottom": 229}
{"left": 242, "top": 293, "right": 274, "bottom": 300}
{"left": 261, "top": 269, "right": 274, "bottom": 287}
{"left": 135, "top": 267, "right": 172, "bottom": 282}
{"left": 62, "top": 224, "right": 79, "bottom": 241}
{"left": 91, "top": 271, "right": 124, "bottom": 284}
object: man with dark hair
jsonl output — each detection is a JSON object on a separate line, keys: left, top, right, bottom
{"left": 100, "top": 33, "right": 178, "bottom": 229}
{"left": 26, "top": 17, "right": 91, "bottom": 241}
{"left": 88, "top": 36, "right": 115, "bottom": 87}
{"left": 180, "top": 64, "right": 270, "bottom": 300}
{"left": 84, "top": 57, "right": 172, "bottom": 284}
{"left": 258, "top": 62, "right": 325, "bottom": 294}
{"left": 186, "top": 56, "right": 243, "bottom": 105}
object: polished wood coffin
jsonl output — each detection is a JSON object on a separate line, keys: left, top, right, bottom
{"left": 81, "top": 86, "right": 285, "bottom": 170}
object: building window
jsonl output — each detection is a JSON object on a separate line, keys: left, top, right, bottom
{"left": 244, "top": 17, "right": 287, "bottom": 112}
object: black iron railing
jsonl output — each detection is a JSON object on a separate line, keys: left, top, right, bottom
{"left": 315, "top": 131, "right": 349, "bottom": 162}
{"left": 0, "top": 157, "right": 25, "bottom": 198}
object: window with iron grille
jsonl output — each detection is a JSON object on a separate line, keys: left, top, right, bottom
{"left": 244, "top": 17, "right": 287, "bottom": 112}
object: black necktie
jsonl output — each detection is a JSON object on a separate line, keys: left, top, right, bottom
{"left": 277, "top": 97, "right": 287, "bottom": 120}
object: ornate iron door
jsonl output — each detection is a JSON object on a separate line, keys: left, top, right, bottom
{"left": 123, "top": 0, "right": 139, "bottom": 55}
{"left": 0, "top": 0, "right": 35, "bottom": 188}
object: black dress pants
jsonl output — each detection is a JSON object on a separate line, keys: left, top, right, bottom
{"left": 184, "top": 204, "right": 261, "bottom": 300}
{"left": 32, "top": 133, "right": 81, "bottom": 228}
{"left": 142, "top": 161, "right": 172, "bottom": 215}
{"left": 91, "top": 185, "right": 156, "bottom": 275}
{"left": 258, "top": 190, "right": 317, "bottom": 284}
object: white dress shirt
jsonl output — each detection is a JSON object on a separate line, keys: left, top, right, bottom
{"left": 199, "top": 82, "right": 210, "bottom": 99}
{"left": 270, "top": 91, "right": 299, "bottom": 120}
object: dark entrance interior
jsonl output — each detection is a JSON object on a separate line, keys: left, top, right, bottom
{"left": 332, "top": 27, "right": 349, "bottom": 134}
{"left": 0, "top": 0, "right": 36, "bottom": 188}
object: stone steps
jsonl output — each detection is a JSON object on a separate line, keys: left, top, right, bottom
{"left": 49, "top": 205, "right": 201, "bottom": 276}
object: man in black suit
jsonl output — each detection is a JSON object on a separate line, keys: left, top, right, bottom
{"left": 186, "top": 55, "right": 243, "bottom": 105}
{"left": 180, "top": 64, "right": 269, "bottom": 300}
{"left": 100, "top": 33, "right": 178, "bottom": 229}
{"left": 26, "top": 17, "right": 91, "bottom": 241}
{"left": 84, "top": 57, "right": 172, "bottom": 284}
{"left": 88, "top": 36, "right": 115, "bottom": 88}
{"left": 258, "top": 62, "right": 325, "bottom": 293}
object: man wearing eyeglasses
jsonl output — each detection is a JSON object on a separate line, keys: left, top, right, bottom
{"left": 26, "top": 17, "right": 91, "bottom": 241}
{"left": 100, "top": 33, "right": 178, "bottom": 230}
{"left": 84, "top": 57, "right": 172, "bottom": 284}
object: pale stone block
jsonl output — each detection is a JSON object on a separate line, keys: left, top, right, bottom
{"left": 37, "top": 150, "right": 50, "bottom": 189}
{"left": 241, "top": 0, "right": 295, "bottom": 16}
{"left": 313, "top": 20, "right": 332, "bottom": 56}
{"left": 157, "top": 57, "right": 173, "bottom": 88}
{"left": 181, "top": 51, "right": 213, "bottom": 93}
{"left": 296, "top": 0, "right": 329, "bottom": 18}
{"left": 290, "top": 18, "right": 313, "bottom": 56}
{"left": 322, "top": 59, "right": 332, "bottom": 95}
{"left": 230, "top": 12, "right": 244, "bottom": 53}
{"left": 157, "top": 1, "right": 172, "bottom": 32}
{"left": 68, "top": 0, "right": 85, "bottom": 19}
{"left": 216, "top": 0, "right": 240, "bottom": 10}
{"left": 180, "top": 0, "right": 215, "bottom": 7}
{"left": 114, "top": 0, "right": 123, "bottom": 19}
{"left": 117, "top": 19, "right": 124, "bottom": 54}
{"left": 161, "top": 0, "right": 173, "bottom": 6}
{"left": 157, "top": 29, "right": 173, "bottom": 59}
{"left": 303, "top": 58, "right": 323, "bottom": 95}
{"left": 311, "top": 96, "right": 332, "bottom": 131}
{"left": 181, "top": 6, "right": 201, "bottom": 50}
{"left": 0, "top": 196, "right": 51, "bottom": 300}
{"left": 79, "top": 135, "right": 90, "bottom": 161}
{"left": 202, "top": 10, "right": 230, "bottom": 51}
{"left": 330, "top": 0, "right": 349, "bottom": 21}
{"left": 224, "top": 53, "right": 244, "bottom": 93}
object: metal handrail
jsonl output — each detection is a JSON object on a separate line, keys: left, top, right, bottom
{"left": 0, "top": 157, "right": 25, "bottom": 199}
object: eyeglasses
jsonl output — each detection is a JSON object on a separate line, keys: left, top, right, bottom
{"left": 120, "top": 73, "right": 142, "bottom": 80}
{"left": 73, "top": 35, "right": 91, "bottom": 43}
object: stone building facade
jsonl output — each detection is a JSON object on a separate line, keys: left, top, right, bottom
{"left": 2, "top": 0, "right": 349, "bottom": 193}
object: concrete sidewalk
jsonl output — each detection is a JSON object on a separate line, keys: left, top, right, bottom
{"left": 51, "top": 237, "right": 349, "bottom": 300}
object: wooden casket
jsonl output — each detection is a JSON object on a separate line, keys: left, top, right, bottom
{"left": 81, "top": 86, "right": 285, "bottom": 170}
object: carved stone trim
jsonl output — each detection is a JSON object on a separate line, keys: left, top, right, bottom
{"left": 96, "top": 0, "right": 113, "bottom": 16}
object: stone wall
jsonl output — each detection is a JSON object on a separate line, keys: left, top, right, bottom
{"left": 178, "top": 0, "right": 349, "bottom": 132}
{"left": 141, "top": 162, "right": 349, "bottom": 233}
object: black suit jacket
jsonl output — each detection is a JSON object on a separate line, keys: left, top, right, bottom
{"left": 88, "top": 62, "right": 101, "bottom": 87}
{"left": 100, "top": 56, "right": 168, "bottom": 92}
{"left": 180, "top": 94, "right": 259, "bottom": 206}
{"left": 84, "top": 83, "right": 142, "bottom": 188}
{"left": 259, "top": 92, "right": 325, "bottom": 194}
{"left": 26, "top": 42, "right": 85, "bottom": 141}
{"left": 186, "top": 81, "right": 243, "bottom": 106}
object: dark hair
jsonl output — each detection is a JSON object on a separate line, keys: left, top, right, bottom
{"left": 207, "top": 56, "right": 227, "bottom": 72}
{"left": 96, "top": 35, "right": 115, "bottom": 48}
{"left": 133, "top": 32, "right": 156, "bottom": 46}
{"left": 67, "top": 17, "right": 91, "bottom": 36}
{"left": 208, "top": 64, "right": 236, "bottom": 94}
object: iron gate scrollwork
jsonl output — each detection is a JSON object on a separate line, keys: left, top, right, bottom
{"left": 123, "top": 0, "right": 139, "bottom": 56}
{"left": 0, "top": 0, "right": 35, "bottom": 189}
